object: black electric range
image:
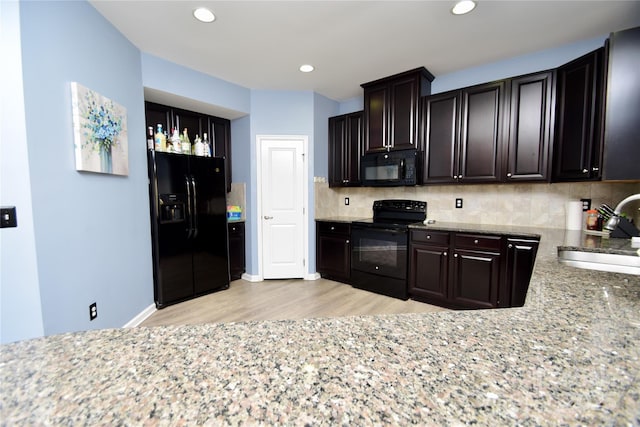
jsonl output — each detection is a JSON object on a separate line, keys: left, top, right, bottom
{"left": 350, "top": 200, "right": 426, "bottom": 300}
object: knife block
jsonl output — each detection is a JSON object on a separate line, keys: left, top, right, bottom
{"left": 610, "top": 217, "right": 640, "bottom": 238}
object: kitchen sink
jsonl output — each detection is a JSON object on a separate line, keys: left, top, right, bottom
{"left": 558, "top": 249, "right": 640, "bottom": 275}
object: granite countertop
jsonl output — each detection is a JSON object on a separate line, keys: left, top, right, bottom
{"left": 2, "top": 226, "right": 639, "bottom": 425}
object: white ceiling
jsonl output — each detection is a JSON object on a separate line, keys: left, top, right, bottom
{"left": 91, "top": 1, "right": 640, "bottom": 104}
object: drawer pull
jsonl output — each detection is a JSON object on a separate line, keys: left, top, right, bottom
{"left": 443, "top": 252, "right": 447, "bottom": 256}
{"left": 330, "top": 226, "right": 335, "bottom": 230}
{"left": 454, "top": 253, "right": 458, "bottom": 258}
{"left": 427, "top": 235, "right": 431, "bottom": 239}
{"left": 474, "top": 239, "right": 479, "bottom": 244}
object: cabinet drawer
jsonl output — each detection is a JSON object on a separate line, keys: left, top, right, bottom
{"left": 318, "top": 222, "right": 350, "bottom": 235}
{"left": 411, "top": 230, "right": 450, "bottom": 245}
{"left": 455, "top": 233, "right": 502, "bottom": 251}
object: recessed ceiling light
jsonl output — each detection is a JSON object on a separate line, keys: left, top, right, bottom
{"left": 451, "top": 0, "right": 476, "bottom": 15}
{"left": 299, "top": 64, "right": 315, "bottom": 73}
{"left": 193, "top": 7, "right": 215, "bottom": 23}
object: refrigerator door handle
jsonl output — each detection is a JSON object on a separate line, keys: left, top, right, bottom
{"left": 191, "top": 176, "right": 199, "bottom": 238}
{"left": 185, "top": 175, "right": 193, "bottom": 239}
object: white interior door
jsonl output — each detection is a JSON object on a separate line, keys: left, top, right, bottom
{"left": 259, "top": 136, "right": 306, "bottom": 279}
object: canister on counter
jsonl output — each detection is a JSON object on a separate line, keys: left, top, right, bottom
{"left": 586, "top": 209, "right": 600, "bottom": 230}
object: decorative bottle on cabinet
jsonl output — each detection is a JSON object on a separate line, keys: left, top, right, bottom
{"left": 155, "top": 124, "right": 166, "bottom": 152}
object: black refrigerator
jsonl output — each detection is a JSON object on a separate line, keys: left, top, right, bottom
{"left": 148, "top": 151, "right": 230, "bottom": 308}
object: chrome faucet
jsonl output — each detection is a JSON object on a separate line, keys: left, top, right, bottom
{"left": 604, "top": 193, "right": 640, "bottom": 231}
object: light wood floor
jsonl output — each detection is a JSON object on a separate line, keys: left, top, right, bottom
{"left": 140, "top": 278, "right": 447, "bottom": 327}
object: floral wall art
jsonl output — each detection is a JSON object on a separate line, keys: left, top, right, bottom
{"left": 71, "top": 82, "right": 128, "bottom": 175}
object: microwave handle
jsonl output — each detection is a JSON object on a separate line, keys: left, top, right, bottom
{"left": 400, "top": 159, "right": 405, "bottom": 177}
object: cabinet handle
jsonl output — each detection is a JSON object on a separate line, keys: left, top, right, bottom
{"left": 264, "top": 216, "right": 273, "bottom": 220}
{"left": 330, "top": 226, "right": 335, "bottom": 230}
{"left": 582, "top": 169, "right": 588, "bottom": 173}
{"left": 453, "top": 175, "right": 458, "bottom": 179}
{"left": 506, "top": 173, "right": 512, "bottom": 178}
{"left": 426, "top": 235, "right": 431, "bottom": 239}
{"left": 454, "top": 253, "right": 458, "bottom": 258}
{"left": 474, "top": 239, "right": 479, "bottom": 244}
{"left": 346, "top": 240, "right": 350, "bottom": 244}
{"left": 443, "top": 252, "right": 447, "bottom": 256}
{"left": 592, "top": 167, "right": 599, "bottom": 172}
{"left": 508, "top": 243, "right": 513, "bottom": 248}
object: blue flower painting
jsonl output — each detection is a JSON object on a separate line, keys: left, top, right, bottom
{"left": 71, "top": 82, "right": 128, "bottom": 175}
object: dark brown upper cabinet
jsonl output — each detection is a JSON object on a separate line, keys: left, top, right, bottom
{"left": 328, "top": 111, "right": 363, "bottom": 187}
{"left": 144, "top": 102, "right": 232, "bottom": 192}
{"left": 552, "top": 48, "right": 605, "bottom": 182}
{"left": 504, "top": 71, "right": 555, "bottom": 182}
{"left": 209, "top": 116, "right": 232, "bottom": 192}
{"left": 459, "top": 81, "right": 506, "bottom": 183}
{"left": 422, "top": 81, "right": 506, "bottom": 184}
{"left": 422, "top": 90, "right": 460, "bottom": 184}
{"left": 361, "top": 68, "right": 434, "bottom": 153}
{"left": 602, "top": 26, "right": 640, "bottom": 181}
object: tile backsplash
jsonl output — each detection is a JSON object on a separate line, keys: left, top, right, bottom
{"left": 315, "top": 181, "right": 640, "bottom": 229}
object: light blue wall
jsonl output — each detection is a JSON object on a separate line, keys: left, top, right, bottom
{"left": 313, "top": 94, "right": 340, "bottom": 185}
{"left": 431, "top": 36, "right": 608, "bottom": 94}
{"left": 0, "top": 0, "right": 44, "bottom": 344}
{"left": 141, "top": 53, "right": 251, "bottom": 116}
{"left": 311, "top": 94, "right": 340, "bottom": 272}
{"left": 338, "top": 97, "right": 364, "bottom": 115}
{"left": 19, "top": 0, "right": 152, "bottom": 336}
{"left": 247, "top": 90, "right": 316, "bottom": 276}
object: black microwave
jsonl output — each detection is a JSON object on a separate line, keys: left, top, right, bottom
{"left": 360, "top": 150, "right": 421, "bottom": 186}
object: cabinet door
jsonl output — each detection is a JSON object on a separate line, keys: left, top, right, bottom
{"left": 316, "top": 223, "right": 351, "bottom": 283}
{"left": 422, "top": 91, "right": 460, "bottom": 183}
{"left": 603, "top": 27, "right": 640, "bottom": 180}
{"left": 450, "top": 249, "right": 501, "bottom": 309}
{"left": 390, "top": 75, "right": 421, "bottom": 151}
{"left": 145, "top": 102, "right": 171, "bottom": 140}
{"left": 173, "top": 109, "right": 203, "bottom": 146}
{"left": 345, "top": 112, "right": 363, "bottom": 184}
{"left": 459, "top": 82, "right": 505, "bottom": 183}
{"left": 505, "top": 71, "right": 554, "bottom": 182}
{"left": 363, "top": 85, "right": 388, "bottom": 153}
{"left": 504, "top": 238, "right": 538, "bottom": 307}
{"left": 408, "top": 243, "right": 449, "bottom": 302}
{"left": 228, "top": 222, "right": 245, "bottom": 280}
{"left": 328, "top": 115, "right": 347, "bottom": 187}
{"left": 209, "top": 117, "right": 232, "bottom": 192}
{"left": 553, "top": 48, "right": 604, "bottom": 182}
{"left": 328, "top": 112, "right": 363, "bottom": 187}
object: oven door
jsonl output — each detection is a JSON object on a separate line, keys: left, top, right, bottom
{"left": 351, "top": 224, "right": 408, "bottom": 280}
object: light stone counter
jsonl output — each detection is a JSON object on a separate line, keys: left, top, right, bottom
{"left": 1, "top": 227, "right": 639, "bottom": 425}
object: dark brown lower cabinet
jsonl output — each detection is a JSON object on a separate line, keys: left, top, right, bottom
{"left": 504, "top": 238, "right": 539, "bottom": 307}
{"left": 316, "top": 221, "right": 351, "bottom": 284}
{"left": 409, "top": 229, "right": 538, "bottom": 309}
{"left": 408, "top": 230, "right": 450, "bottom": 304}
{"left": 228, "top": 222, "right": 245, "bottom": 280}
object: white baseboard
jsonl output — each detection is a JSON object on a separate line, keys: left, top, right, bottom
{"left": 241, "top": 272, "right": 263, "bottom": 282}
{"left": 304, "top": 272, "right": 321, "bottom": 280}
{"left": 123, "top": 303, "right": 156, "bottom": 328}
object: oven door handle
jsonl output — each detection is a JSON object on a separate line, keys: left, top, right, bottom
{"left": 352, "top": 226, "right": 407, "bottom": 236}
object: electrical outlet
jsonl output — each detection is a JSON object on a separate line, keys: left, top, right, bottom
{"left": 0, "top": 206, "right": 17, "bottom": 228}
{"left": 455, "top": 198, "right": 463, "bottom": 209}
{"left": 580, "top": 198, "right": 592, "bottom": 211}
{"left": 344, "top": 197, "right": 350, "bottom": 206}
{"left": 89, "top": 302, "right": 97, "bottom": 321}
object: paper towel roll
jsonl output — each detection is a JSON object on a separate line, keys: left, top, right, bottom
{"left": 566, "top": 201, "right": 583, "bottom": 230}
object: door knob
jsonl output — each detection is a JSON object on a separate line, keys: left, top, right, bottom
{"left": 263, "top": 216, "right": 273, "bottom": 220}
